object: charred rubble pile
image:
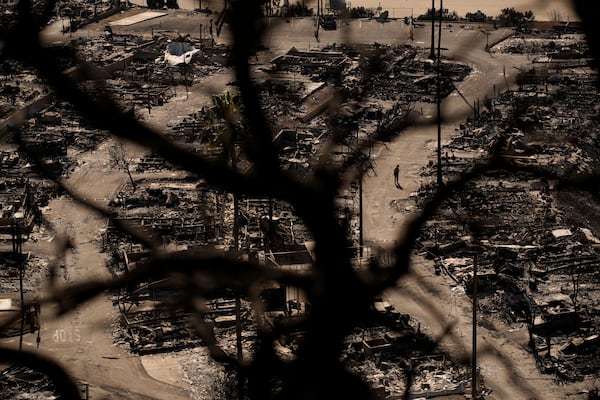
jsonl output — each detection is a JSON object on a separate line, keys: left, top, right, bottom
{"left": 80, "top": 79, "right": 175, "bottom": 114}
{"left": 259, "top": 47, "right": 345, "bottom": 133}
{"left": 110, "top": 248, "right": 256, "bottom": 355}
{"left": 104, "top": 172, "right": 314, "bottom": 275}
{"left": 0, "top": 0, "right": 111, "bottom": 35}
{"left": 0, "top": 150, "right": 22, "bottom": 174}
{"left": 269, "top": 44, "right": 472, "bottom": 104}
{"left": 495, "top": 33, "right": 589, "bottom": 59}
{"left": 110, "top": 270, "right": 243, "bottom": 356}
{"left": 0, "top": 0, "right": 76, "bottom": 32}
{"left": 256, "top": 78, "right": 330, "bottom": 131}
{"left": 1, "top": 100, "right": 111, "bottom": 225}
{"left": 146, "top": 38, "right": 231, "bottom": 80}
{"left": 14, "top": 101, "right": 110, "bottom": 173}
{"left": 1, "top": 33, "right": 210, "bottom": 125}
{"left": 345, "top": 301, "right": 472, "bottom": 399}
{"left": 0, "top": 252, "right": 50, "bottom": 296}
{"left": 166, "top": 106, "right": 232, "bottom": 151}
{"left": 105, "top": 127, "right": 356, "bottom": 355}
{"left": 160, "top": 45, "right": 424, "bottom": 174}
{"left": 164, "top": 86, "right": 331, "bottom": 170}
{"left": 0, "top": 178, "right": 46, "bottom": 338}
{"left": 426, "top": 68, "right": 600, "bottom": 181}
{"left": 105, "top": 176, "right": 260, "bottom": 354}
{"left": 0, "top": 178, "right": 39, "bottom": 240}
{"left": 72, "top": 32, "right": 230, "bottom": 102}
{"left": 238, "top": 197, "right": 313, "bottom": 256}
{"left": 135, "top": 151, "right": 178, "bottom": 171}
{"left": 54, "top": 0, "right": 116, "bottom": 33}
{"left": 106, "top": 176, "right": 224, "bottom": 259}
{"left": 101, "top": 35, "right": 230, "bottom": 85}
{"left": 242, "top": 123, "right": 373, "bottom": 252}
{"left": 0, "top": 364, "right": 90, "bottom": 400}
{"left": 72, "top": 33, "right": 150, "bottom": 67}
{"left": 417, "top": 173, "right": 600, "bottom": 382}
{"left": 0, "top": 365, "right": 58, "bottom": 400}
{"left": 113, "top": 289, "right": 253, "bottom": 355}
{"left": 341, "top": 44, "right": 472, "bottom": 103}
{"left": 0, "top": 60, "right": 48, "bottom": 120}
{"left": 262, "top": 297, "right": 473, "bottom": 399}
{"left": 271, "top": 126, "right": 326, "bottom": 177}
{"left": 345, "top": 348, "right": 469, "bottom": 399}
{"left": 105, "top": 178, "right": 316, "bottom": 355}
{"left": 414, "top": 64, "right": 600, "bottom": 382}
{"left": 270, "top": 46, "right": 349, "bottom": 84}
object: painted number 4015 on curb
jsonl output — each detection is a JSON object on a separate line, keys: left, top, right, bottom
{"left": 52, "top": 328, "right": 81, "bottom": 343}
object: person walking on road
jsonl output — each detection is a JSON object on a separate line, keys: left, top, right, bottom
{"left": 393, "top": 164, "right": 402, "bottom": 189}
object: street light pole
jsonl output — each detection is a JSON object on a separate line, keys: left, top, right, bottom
{"left": 472, "top": 252, "right": 479, "bottom": 398}
{"left": 228, "top": 118, "right": 244, "bottom": 400}
{"left": 315, "top": 0, "right": 321, "bottom": 42}
{"left": 429, "top": 0, "right": 436, "bottom": 59}
{"left": 359, "top": 172, "right": 363, "bottom": 258}
{"left": 436, "top": 0, "right": 443, "bottom": 189}
{"left": 410, "top": 8, "right": 414, "bottom": 41}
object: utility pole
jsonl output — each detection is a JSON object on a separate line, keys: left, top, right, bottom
{"left": 315, "top": 0, "right": 321, "bottom": 42}
{"left": 435, "top": 0, "right": 443, "bottom": 189}
{"left": 234, "top": 222, "right": 243, "bottom": 400}
{"left": 429, "top": 0, "right": 436, "bottom": 59}
{"left": 13, "top": 221, "right": 24, "bottom": 351}
{"left": 472, "top": 252, "right": 478, "bottom": 399}
{"left": 410, "top": 8, "right": 414, "bottom": 41}
{"left": 358, "top": 172, "right": 363, "bottom": 258}
{"left": 228, "top": 119, "right": 244, "bottom": 400}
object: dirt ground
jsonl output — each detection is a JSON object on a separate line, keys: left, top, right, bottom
{"left": 2, "top": 7, "right": 595, "bottom": 400}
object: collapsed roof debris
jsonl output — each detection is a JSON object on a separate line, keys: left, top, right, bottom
{"left": 342, "top": 300, "right": 476, "bottom": 399}
{"left": 270, "top": 47, "right": 348, "bottom": 83}
{"left": 0, "top": 178, "right": 38, "bottom": 238}
{"left": 495, "top": 33, "right": 589, "bottom": 60}
{"left": 342, "top": 44, "right": 472, "bottom": 102}
{"left": 412, "top": 39, "right": 600, "bottom": 383}
{"left": 0, "top": 365, "right": 58, "bottom": 400}
{"left": 0, "top": 61, "right": 48, "bottom": 121}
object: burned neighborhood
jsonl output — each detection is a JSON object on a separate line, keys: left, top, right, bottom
{"left": 1, "top": 0, "right": 600, "bottom": 399}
